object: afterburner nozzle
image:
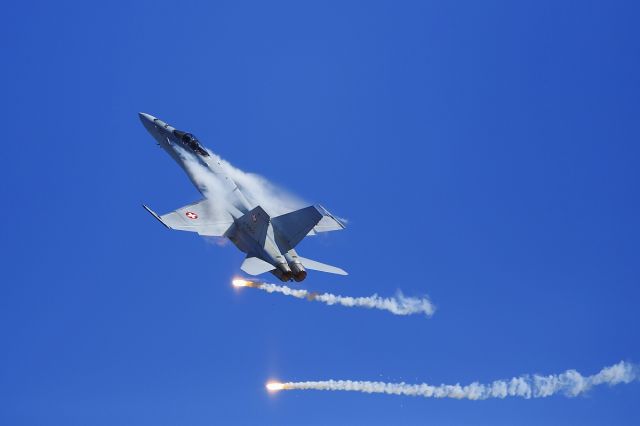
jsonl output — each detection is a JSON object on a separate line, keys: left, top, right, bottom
{"left": 287, "top": 255, "right": 307, "bottom": 282}
{"left": 293, "top": 270, "right": 307, "bottom": 282}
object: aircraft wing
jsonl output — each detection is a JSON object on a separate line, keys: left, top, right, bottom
{"left": 143, "top": 199, "right": 234, "bottom": 237}
{"left": 308, "top": 205, "right": 346, "bottom": 235}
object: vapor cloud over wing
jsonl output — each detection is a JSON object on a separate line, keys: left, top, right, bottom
{"left": 176, "top": 146, "right": 306, "bottom": 218}
{"left": 218, "top": 158, "right": 306, "bottom": 217}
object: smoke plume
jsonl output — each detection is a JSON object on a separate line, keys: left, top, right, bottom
{"left": 233, "top": 280, "right": 435, "bottom": 317}
{"left": 269, "top": 361, "right": 638, "bottom": 400}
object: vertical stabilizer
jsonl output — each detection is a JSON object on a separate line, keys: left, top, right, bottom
{"left": 271, "top": 205, "right": 325, "bottom": 249}
{"left": 236, "top": 206, "right": 271, "bottom": 245}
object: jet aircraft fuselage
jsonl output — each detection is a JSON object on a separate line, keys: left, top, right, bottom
{"left": 139, "top": 113, "right": 347, "bottom": 282}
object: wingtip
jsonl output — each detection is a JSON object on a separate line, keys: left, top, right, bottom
{"left": 142, "top": 204, "right": 171, "bottom": 229}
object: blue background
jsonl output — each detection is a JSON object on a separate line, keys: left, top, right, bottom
{"left": 1, "top": 1, "right": 639, "bottom": 424}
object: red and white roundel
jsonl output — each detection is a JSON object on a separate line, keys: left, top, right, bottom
{"left": 185, "top": 211, "right": 198, "bottom": 220}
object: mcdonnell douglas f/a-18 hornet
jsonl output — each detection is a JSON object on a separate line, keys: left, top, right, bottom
{"left": 139, "top": 113, "right": 347, "bottom": 282}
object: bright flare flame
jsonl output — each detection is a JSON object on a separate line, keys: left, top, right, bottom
{"left": 232, "top": 278, "right": 252, "bottom": 287}
{"left": 266, "top": 382, "right": 285, "bottom": 392}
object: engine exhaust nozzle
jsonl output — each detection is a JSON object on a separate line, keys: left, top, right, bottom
{"left": 272, "top": 262, "right": 293, "bottom": 282}
{"left": 291, "top": 263, "right": 307, "bottom": 282}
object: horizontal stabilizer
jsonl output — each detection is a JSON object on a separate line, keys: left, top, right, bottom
{"left": 298, "top": 256, "right": 348, "bottom": 276}
{"left": 241, "top": 256, "right": 276, "bottom": 275}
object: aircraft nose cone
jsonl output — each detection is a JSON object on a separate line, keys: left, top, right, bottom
{"left": 139, "top": 112, "right": 154, "bottom": 123}
{"left": 138, "top": 112, "right": 159, "bottom": 135}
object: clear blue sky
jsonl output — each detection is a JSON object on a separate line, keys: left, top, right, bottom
{"left": 1, "top": 1, "right": 639, "bottom": 424}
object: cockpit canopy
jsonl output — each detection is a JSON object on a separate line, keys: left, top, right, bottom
{"left": 173, "top": 130, "right": 209, "bottom": 157}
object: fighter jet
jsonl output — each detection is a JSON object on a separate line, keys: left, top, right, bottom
{"left": 139, "top": 113, "right": 347, "bottom": 282}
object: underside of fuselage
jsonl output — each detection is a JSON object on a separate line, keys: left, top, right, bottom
{"left": 227, "top": 206, "right": 307, "bottom": 282}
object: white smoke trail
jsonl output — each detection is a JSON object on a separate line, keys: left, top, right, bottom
{"left": 270, "top": 361, "right": 638, "bottom": 400}
{"left": 234, "top": 280, "right": 435, "bottom": 317}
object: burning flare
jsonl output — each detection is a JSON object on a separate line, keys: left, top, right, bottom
{"left": 266, "top": 382, "right": 285, "bottom": 392}
{"left": 232, "top": 278, "right": 254, "bottom": 288}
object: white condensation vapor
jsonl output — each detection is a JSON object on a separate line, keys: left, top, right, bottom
{"left": 179, "top": 146, "right": 307, "bottom": 217}
{"left": 177, "top": 147, "right": 233, "bottom": 208}
{"left": 276, "top": 361, "right": 638, "bottom": 400}
{"left": 247, "top": 282, "right": 435, "bottom": 317}
{"left": 218, "top": 158, "right": 306, "bottom": 216}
